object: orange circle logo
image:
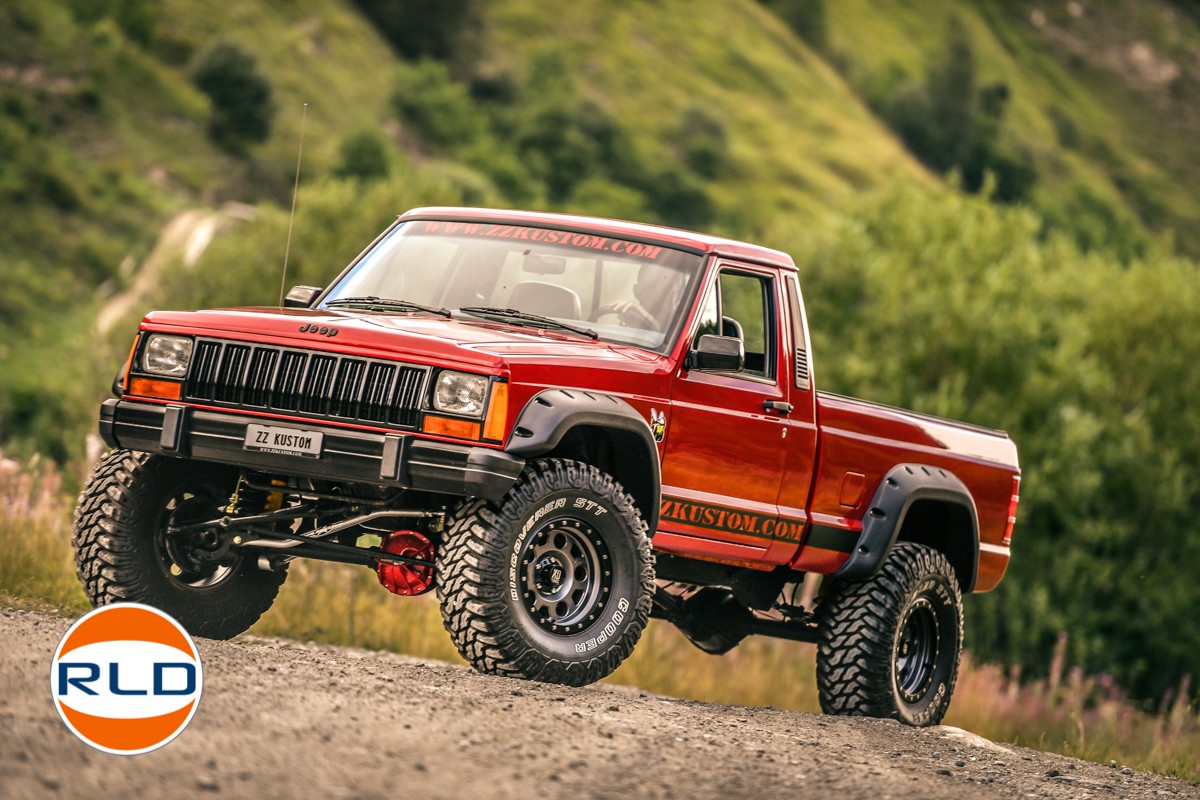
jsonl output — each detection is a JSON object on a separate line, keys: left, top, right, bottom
{"left": 50, "top": 603, "right": 203, "bottom": 755}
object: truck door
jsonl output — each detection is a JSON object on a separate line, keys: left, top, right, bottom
{"left": 656, "top": 262, "right": 794, "bottom": 565}
{"left": 767, "top": 273, "right": 820, "bottom": 565}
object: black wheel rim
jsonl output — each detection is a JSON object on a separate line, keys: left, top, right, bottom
{"left": 518, "top": 516, "right": 612, "bottom": 635}
{"left": 895, "top": 597, "right": 939, "bottom": 702}
{"left": 157, "top": 487, "right": 236, "bottom": 589}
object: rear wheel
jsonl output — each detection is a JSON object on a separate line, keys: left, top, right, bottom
{"left": 437, "top": 458, "right": 654, "bottom": 686}
{"left": 816, "top": 542, "right": 962, "bottom": 726}
{"left": 72, "top": 449, "right": 287, "bottom": 639}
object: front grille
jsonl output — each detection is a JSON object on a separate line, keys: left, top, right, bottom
{"left": 185, "top": 339, "right": 427, "bottom": 428}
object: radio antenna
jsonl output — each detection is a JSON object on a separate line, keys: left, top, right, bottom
{"left": 279, "top": 102, "right": 308, "bottom": 306}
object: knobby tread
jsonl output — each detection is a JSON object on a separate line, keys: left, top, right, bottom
{"left": 71, "top": 449, "right": 287, "bottom": 639}
{"left": 816, "top": 542, "right": 963, "bottom": 726}
{"left": 436, "top": 458, "right": 654, "bottom": 687}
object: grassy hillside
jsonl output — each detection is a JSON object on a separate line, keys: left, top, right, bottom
{"left": 0, "top": 0, "right": 401, "bottom": 461}
{"left": 823, "top": 0, "right": 1200, "bottom": 255}
{"left": 476, "top": 0, "right": 928, "bottom": 231}
{"left": 0, "top": 0, "right": 935, "bottom": 462}
{"left": 2, "top": 0, "right": 1200, "bottom": 722}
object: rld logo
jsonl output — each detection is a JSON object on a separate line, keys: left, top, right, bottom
{"left": 50, "top": 603, "right": 203, "bottom": 755}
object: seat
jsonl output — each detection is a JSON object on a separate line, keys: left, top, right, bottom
{"left": 508, "top": 282, "right": 582, "bottom": 319}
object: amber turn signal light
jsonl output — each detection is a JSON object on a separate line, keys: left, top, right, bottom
{"left": 482, "top": 382, "right": 508, "bottom": 442}
{"left": 127, "top": 377, "right": 182, "bottom": 401}
{"left": 422, "top": 415, "right": 481, "bottom": 440}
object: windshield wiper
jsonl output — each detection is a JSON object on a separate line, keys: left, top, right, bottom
{"left": 326, "top": 296, "right": 452, "bottom": 317}
{"left": 458, "top": 306, "right": 598, "bottom": 340}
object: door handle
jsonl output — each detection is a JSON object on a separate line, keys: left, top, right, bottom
{"left": 763, "top": 400, "right": 793, "bottom": 414}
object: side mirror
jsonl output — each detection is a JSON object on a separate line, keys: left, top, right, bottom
{"left": 692, "top": 334, "right": 744, "bottom": 372}
{"left": 283, "top": 285, "right": 322, "bottom": 308}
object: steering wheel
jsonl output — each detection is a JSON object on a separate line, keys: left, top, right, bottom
{"left": 588, "top": 303, "right": 623, "bottom": 323}
{"left": 588, "top": 302, "right": 654, "bottom": 328}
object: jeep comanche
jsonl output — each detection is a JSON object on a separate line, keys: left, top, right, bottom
{"left": 74, "top": 207, "right": 1021, "bottom": 725}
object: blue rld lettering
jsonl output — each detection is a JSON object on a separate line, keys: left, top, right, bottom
{"left": 154, "top": 663, "right": 197, "bottom": 696}
{"left": 109, "top": 662, "right": 148, "bottom": 696}
{"left": 57, "top": 663, "right": 100, "bottom": 696}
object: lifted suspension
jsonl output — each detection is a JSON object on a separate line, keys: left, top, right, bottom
{"left": 166, "top": 504, "right": 442, "bottom": 571}
{"left": 652, "top": 585, "right": 819, "bottom": 652}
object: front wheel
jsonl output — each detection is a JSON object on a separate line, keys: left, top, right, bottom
{"left": 72, "top": 449, "right": 287, "bottom": 639}
{"left": 437, "top": 458, "right": 654, "bottom": 686}
{"left": 816, "top": 542, "right": 963, "bottom": 726}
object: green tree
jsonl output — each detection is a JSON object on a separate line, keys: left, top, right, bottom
{"left": 335, "top": 129, "right": 391, "bottom": 182}
{"left": 925, "top": 15, "right": 976, "bottom": 173}
{"left": 789, "top": 182, "right": 1200, "bottom": 703}
{"left": 677, "top": 105, "right": 731, "bottom": 180}
{"left": 352, "top": 0, "right": 476, "bottom": 63}
{"left": 878, "top": 18, "right": 1036, "bottom": 203}
{"left": 758, "top": 0, "right": 828, "bottom": 50}
{"left": 392, "top": 59, "right": 487, "bottom": 150}
{"left": 192, "top": 42, "right": 275, "bottom": 154}
{"left": 644, "top": 166, "right": 715, "bottom": 229}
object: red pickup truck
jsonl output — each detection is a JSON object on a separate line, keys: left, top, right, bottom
{"left": 74, "top": 207, "right": 1020, "bottom": 725}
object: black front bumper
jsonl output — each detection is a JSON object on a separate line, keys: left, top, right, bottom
{"left": 99, "top": 399, "right": 525, "bottom": 501}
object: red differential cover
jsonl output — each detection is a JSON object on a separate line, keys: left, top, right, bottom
{"left": 376, "top": 531, "right": 435, "bottom": 596}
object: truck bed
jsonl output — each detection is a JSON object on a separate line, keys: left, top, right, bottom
{"left": 803, "top": 392, "right": 1018, "bottom": 592}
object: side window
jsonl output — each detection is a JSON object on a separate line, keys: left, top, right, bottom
{"left": 692, "top": 269, "right": 775, "bottom": 380}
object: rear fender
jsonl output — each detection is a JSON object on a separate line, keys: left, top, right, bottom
{"left": 834, "top": 463, "right": 980, "bottom": 591}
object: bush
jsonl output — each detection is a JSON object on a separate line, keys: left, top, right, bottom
{"left": 643, "top": 166, "right": 715, "bottom": 229}
{"left": 875, "top": 17, "right": 1036, "bottom": 204}
{"left": 788, "top": 182, "right": 1200, "bottom": 704}
{"left": 759, "top": 0, "right": 828, "bottom": 50}
{"left": 677, "top": 105, "right": 731, "bottom": 179}
{"left": 563, "top": 177, "right": 650, "bottom": 221}
{"left": 392, "top": 59, "right": 487, "bottom": 150}
{"left": 192, "top": 42, "right": 275, "bottom": 154}
{"left": 352, "top": 0, "right": 477, "bottom": 63}
{"left": 507, "top": 51, "right": 647, "bottom": 204}
{"left": 62, "top": 0, "right": 158, "bottom": 47}
{"left": 335, "top": 129, "right": 391, "bottom": 182}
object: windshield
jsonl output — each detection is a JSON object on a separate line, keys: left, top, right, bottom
{"left": 321, "top": 220, "right": 705, "bottom": 353}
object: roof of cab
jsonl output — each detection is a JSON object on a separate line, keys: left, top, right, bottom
{"left": 399, "top": 206, "right": 796, "bottom": 270}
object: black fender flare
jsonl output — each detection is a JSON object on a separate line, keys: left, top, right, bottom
{"left": 834, "top": 463, "right": 980, "bottom": 590}
{"left": 505, "top": 389, "right": 662, "bottom": 531}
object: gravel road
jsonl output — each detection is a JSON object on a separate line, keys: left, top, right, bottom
{"left": 2, "top": 607, "right": 1195, "bottom": 800}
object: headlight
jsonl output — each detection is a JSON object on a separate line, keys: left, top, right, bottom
{"left": 142, "top": 335, "right": 194, "bottom": 377}
{"left": 433, "top": 371, "right": 488, "bottom": 418}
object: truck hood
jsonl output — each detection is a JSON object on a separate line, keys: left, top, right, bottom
{"left": 140, "top": 306, "right": 663, "bottom": 375}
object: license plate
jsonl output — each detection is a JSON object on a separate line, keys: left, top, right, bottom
{"left": 243, "top": 424, "right": 323, "bottom": 458}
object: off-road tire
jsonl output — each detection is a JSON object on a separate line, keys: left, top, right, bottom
{"left": 437, "top": 458, "right": 654, "bottom": 686}
{"left": 816, "top": 542, "right": 962, "bottom": 726}
{"left": 72, "top": 449, "right": 287, "bottom": 639}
